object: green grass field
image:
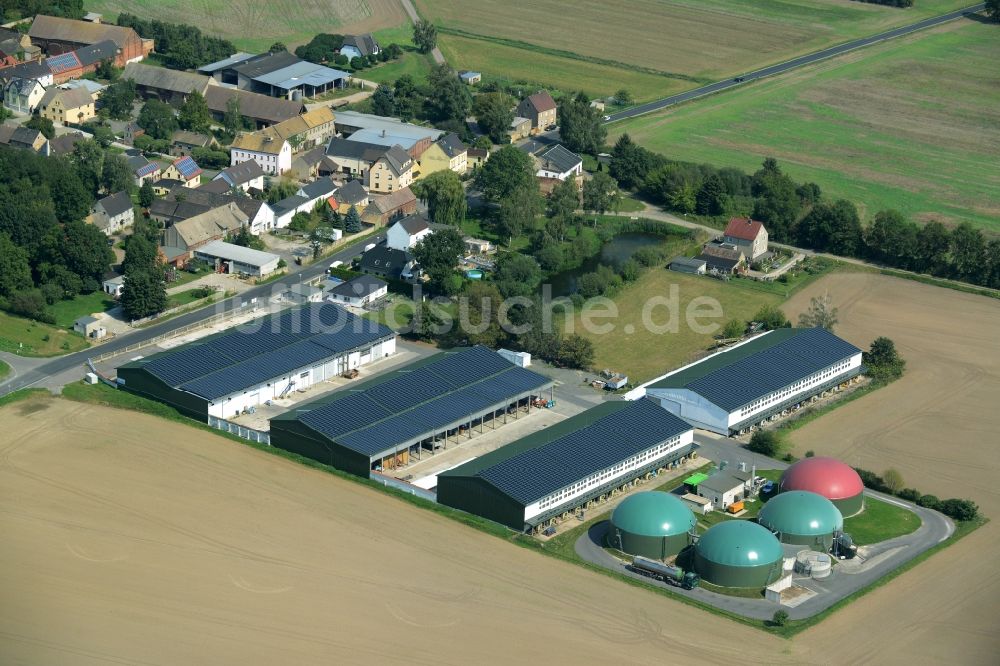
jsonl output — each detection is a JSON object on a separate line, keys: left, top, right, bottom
{"left": 613, "top": 22, "right": 1000, "bottom": 232}
{"left": 0, "top": 312, "right": 89, "bottom": 357}
{"left": 0, "top": 359, "right": 9, "bottom": 380}
{"left": 48, "top": 292, "right": 116, "bottom": 330}
{"left": 360, "top": 51, "right": 436, "bottom": 86}
{"left": 844, "top": 496, "right": 922, "bottom": 545}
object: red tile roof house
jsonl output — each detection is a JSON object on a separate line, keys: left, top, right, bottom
{"left": 723, "top": 217, "right": 769, "bottom": 261}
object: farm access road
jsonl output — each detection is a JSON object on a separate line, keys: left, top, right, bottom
{"left": 606, "top": 3, "right": 986, "bottom": 122}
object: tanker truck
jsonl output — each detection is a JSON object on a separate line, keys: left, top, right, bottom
{"left": 630, "top": 556, "right": 700, "bottom": 590}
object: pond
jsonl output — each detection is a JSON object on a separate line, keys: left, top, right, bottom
{"left": 545, "top": 233, "right": 667, "bottom": 295}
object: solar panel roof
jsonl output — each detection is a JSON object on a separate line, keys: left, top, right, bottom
{"left": 47, "top": 51, "right": 80, "bottom": 74}
{"left": 442, "top": 399, "right": 693, "bottom": 505}
{"left": 648, "top": 328, "right": 861, "bottom": 412}
{"left": 118, "top": 304, "right": 393, "bottom": 399}
{"left": 173, "top": 156, "right": 202, "bottom": 179}
{"left": 288, "top": 346, "right": 553, "bottom": 458}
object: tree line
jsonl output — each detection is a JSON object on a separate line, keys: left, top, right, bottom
{"left": 610, "top": 136, "right": 1000, "bottom": 290}
{"left": 294, "top": 33, "right": 402, "bottom": 70}
{"left": 116, "top": 14, "right": 235, "bottom": 70}
{"left": 0, "top": 0, "right": 81, "bottom": 20}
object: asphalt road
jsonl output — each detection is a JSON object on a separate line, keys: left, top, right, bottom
{"left": 607, "top": 3, "right": 986, "bottom": 122}
{"left": 0, "top": 232, "right": 385, "bottom": 398}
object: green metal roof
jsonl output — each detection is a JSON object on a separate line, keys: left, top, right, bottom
{"left": 684, "top": 472, "right": 709, "bottom": 486}
{"left": 758, "top": 491, "right": 843, "bottom": 537}
{"left": 611, "top": 492, "right": 696, "bottom": 538}
{"left": 696, "top": 520, "right": 782, "bottom": 567}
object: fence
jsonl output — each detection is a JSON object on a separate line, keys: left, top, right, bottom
{"left": 207, "top": 415, "right": 271, "bottom": 445}
{"left": 370, "top": 472, "right": 437, "bottom": 502}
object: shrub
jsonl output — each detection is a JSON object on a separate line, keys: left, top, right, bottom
{"left": 855, "top": 467, "right": 888, "bottom": 493}
{"left": 771, "top": 610, "right": 789, "bottom": 627}
{"left": 804, "top": 450, "right": 815, "bottom": 458}
{"left": 917, "top": 494, "right": 940, "bottom": 510}
{"left": 938, "top": 498, "right": 979, "bottom": 521}
{"left": 747, "top": 429, "right": 783, "bottom": 457}
{"left": 882, "top": 468, "right": 904, "bottom": 494}
{"left": 898, "top": 488, "right": 921, "bottom": 502}
{"left": 633, "top": 246, "right": 667, "bottom": 267}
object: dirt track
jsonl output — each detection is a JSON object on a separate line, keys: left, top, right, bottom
{"left": 1, "top": 271, "right": 997, "bottom": 664}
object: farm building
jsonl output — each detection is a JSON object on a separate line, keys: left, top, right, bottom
{"left": 270, "top": 346, "right": 554, "bottom": 478}
{"left": 116, "top": 304, "right": 395, "bottom": 421}
{"left": 779, "top": 457, "right": 865, "bottom": 517}
{"left": 326, "top": 275, "right": 388, "bottom": 308}
{"left": 694, "top": 520, "right": 784, "bottom": 588}
{"left": 625, "top": 327, "right": 863, "bottom": 435}
{"left": 437, "top": 399, "right": 695, "bottom": 531}
{"left": 696, "top": 470, "right": 752, "bottom": 510}
{"left": 607, "top": 491, "right": 697, "bottom": 559}
{"left": 192, "top": 240, "right": 280, "bottom": 277}
{"left": 669, "top": 256, "right": 706, "bottom": 275}
{"left": 758, "top": 490, "right": 844, "bottom": 550}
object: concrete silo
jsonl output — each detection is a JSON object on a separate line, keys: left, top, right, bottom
{"left": 779, "top": 457, "right": 865, "bottom": 517}
{"left": 758, "top": 490, "right": 844, "bottom": 551}
{"left": 607, "top": 492, "right": 696, "bottom": 559}
{"left": 694, "top": 520, "right": 783, "bottom": 588}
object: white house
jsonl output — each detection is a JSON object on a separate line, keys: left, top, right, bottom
{"left": 284, "top": 283, "right": 324, "bottom": 304}
{"left": 339, "top": 34, "right": 380, "bottom": 60}
{"left": 211, "top": 160, "right": 266, "bottom": 192}
{"left": 723, "top": 216, "right": 769, "bottom": 261}
{"left": 271, "top": 179, "right": 337, "bottom": 229}
{"left": 327, "top": 275, "right": 388, "bottom": 307}
{"left": 696, "top": 471, "right": 752, "bottom": 510}
{"left": 230, "top": 131, "right": 291, "bottom": 176}
{"left": 386, "top": 214, "right": 431, "bottom": 251}
{"left": 535, "top": 144, "right": 583, "bottom": 181}
{"left": 4, "top": 78, "right": 47, "bottom": 114}
{"left": 102, "top": 275, "right": 125, "bottom": 298}
{"left": 90, "top": 191, "right": 134, "bottom": 236}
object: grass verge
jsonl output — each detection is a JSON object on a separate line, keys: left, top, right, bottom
{"left": 49, "top": 292, "right": 116, "bottom": 329}
{"left": 0, "top": 388, "right": 49, "bottom": 408}
{"left": 0, "top": 311, "right": 89, "bottom": 357}
{"left": 0, "top": 359, "right": 9, "bottom": 380}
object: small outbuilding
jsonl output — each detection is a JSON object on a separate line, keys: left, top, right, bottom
{"left": 694, "top": 520, "right": 784, "bottom": 588}
{"left": 607, "top": 491, "right": 696, "bottom": 559}
{"left": 73, "top": 315, "right": 105, "bottom": 339}
{"left": 696, "top": 470, "right": 752, "bottom": 510}
{"left": 192, "top": 240, "right": 280, "bottom": 277}
{"left": 669, "top": 256, "right": 706, "bottom": 275}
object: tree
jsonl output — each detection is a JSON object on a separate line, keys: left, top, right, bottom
{"left": 371, "top": 84, "right": 395, "bottom": 117}
{"left": 417, "top": 170, "right": 466, "bottom": 226}
{"left": 938, "top": 498, "right": 979, "bottom": 521}
{"left": 426, "top": 63, "right": 472, "bottom": 123}
{"left": 497, "top": 185, "right": 541, "bottom": 244}
{"left": 615, "top": 89, "right": 632, "bottom": 106}
{"left": 986, "top": 0, "right": 1000, "bottom": 21}
{"left": 582, "top": 171, "right": 618, "bottom": 220}
{"left": 914, "top": 221, "right": 951, "bottom": 276}
{"left": 882, "top": 469, "right": 905, "bottom": 494}
{"left": 865, "top": 210, "right": 917, "bottom": 267}
{"left": 121, "top": 269, "right": 167, "bottom": 320}
{"left": 223, "top": 96, "right": 243, "bottom": 138}
{"left": 798, "top": 292, "right": 838, "bottom": 331}
{"left": 864, "top": 336, "right": 905, "bottom": 382}
{"left": 695, "top": 173, "right": 726, "bottom": 216}
{"left": 412, "top": 226, "right": 465, "bottom": 294}
{"left": 0, "top": 231, "right": 32, "bottom": 298}
{"left": 753, "top": 304, "right": 790, "bottom": 330}
{"left": 609, "top": 134, "right": 663, "bottom": 190}
{"left": 344, "top": 205, "right": 362, "bottom": 233}
{"left": 139, "top": 179, "right": 155, "bottom": 207}
{"left": 545, "top": 174, "right": 578, "bottom": 240}
{"left": 557, "top": 334, "right": 594, "bottom": 369}
{"left": 137, "top": 100, "right": 179, "bottom": 140}
{"left": 771, "top": 610, "right": 789, "bottom": 627}
{"left": 797, "top": 199, "right": 862, "bottom": 256}
{"left": 100, "top": 78, "right": 136, "bottom": 120}
{"left": 751, "top": 158, "right": 800, "bottom": 241}
{"left": 265, "top": 179, "right": 298, "bottom": 205}
{"left": 493, "top": 253, "right": 542, "bottom": 299}
{"left": 721, "top": 319, "right": 745, "bottom": 339}
{"left": 475, "top": 145, "right": 536, "bottom": 201}
{"left": 473, "top": 92, "right": 514, "bottom": 144}
{"left": 269, "top": 41, "right": 287, "bottom": 53}
{"left": 454, "top": 281, "right": 504, "bottom": 348}
{"left": 70, "top": 138, "right": 105, "bottom": 194}
{"left": 289, "top": 211, "right": 313, "bottom": 232}
{"left": 558, "top": 92, "right": 606, "bottom": 154}
{"left": 413, "top": 19, "right": 437, "bottom": 53}
{"left": 949, "top": 222, "right": 985, "bottom": 283}
{"left": 748, "top": 430, "right": 783, "bottom": 457}
{"left": 26, "top": 115, "right": 55, "bottom": 139}
{"left": 178, "top": 90, "right": 211, "bottom": 133}
{"left": 101, "top": 153, "right": 133, "bottom": 195}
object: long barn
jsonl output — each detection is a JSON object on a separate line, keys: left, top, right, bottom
{"left": 269, "top": 346, "right": 554, "bottom": 478}
{"left": 437, "top": 399, "right": 695, "bottom": 531}
{"left": 116, "top": 304, "right": 395, "bottom": 421}
{"left": 625, "top": 327, "right": 863, "bottom": 435}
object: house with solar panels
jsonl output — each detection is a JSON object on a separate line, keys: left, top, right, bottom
{"left": 624, "top": 328, "right": 862, "bottom": 435}
{"left": 115, "top": 304, "right": 395, "bottom": 421}
{"left": 269, "top": 346, "right": 554, "bottom": 478}
{"left": 437, "top": 400, "right": 695, "bottom": 531}
{"left": 162, "top": 155, "right": 203, "bottom": 188}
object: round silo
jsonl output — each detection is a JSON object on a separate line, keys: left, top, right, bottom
{"left": 694, "top": 520, "right": 783, "bottom": 588}
{"left": 607, "top": 491, "right": 696, "bottom": 559}
{"left": 758, "top": 490, "right": 844, "bottom": 551}
{"left": 780, "top": 457, "right": 865, "bottom": 516}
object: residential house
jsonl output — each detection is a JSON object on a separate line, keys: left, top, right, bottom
{"left": 386, "top": 214, "right": 431, "bottom": 251}
{"left": 0, "top": 27, "right": 37, "bottom": 65}
{"left": 283, "top": 283, "right": 324, "bottom": 304}
{"left": 152, "top": 178, "right": 184, "bottom": 196}
{"left": 697, "top": 241, "right": 747, "bottom": 275}
{"left": 28, "top": 15, "right": 151, "bottom": 65}
{"left": 3, "top": 77, "right": 46, "bottom": 114}
{"left": 232, "top": 51, "right": 349, "bottom": 98}
{"left": 327, "top": 275, "right": 388, "bottom": 307}
{"left": 458, "top": 70, "right": 481, "bottom": 85}
{"left": 368, "top": 144, "right": 415, "bottom": 193}
{"left": 467, "top": 146, "right": 490, "bottom": 169}
{"left": 122, "top": 62, "right": 214, "bottom": 105}
{"left": 287, "top": 145, "right": 326, "bottom": 181}
{"left": 362, "top": 186, "right": 415, "bottom": 227}
{"left": 297, "top": 177, "right": 338, "bottom": 202}
{"left": 324, "top": 136, "right": 387, "bottom": 178}
{"left": 45, "top": 39, "right": 117, "bottom": 83}
{"left": 204, "top": 86, "right": 304, "bottom": 129}
{"left": 270, "top": 106, "right": 336, "bottom": 152}
{"left": 47, "top": 131, "right": 85, "bottom": 156}
{"left": 417, "top": 133, "right": 467, "bottom": 178}
{"left": 90, "top": 191, "right": 134, "bottom": 235}
{"left": 230, "top": 131, "right": 291, "bottom": 175}
{"left": 121, "top": 122, "right": 144, "bottom": 145}
{"left": 464, "top": 238, "right": 493, "bottom": 255}
{"left": 161, "top": 155, "right": 202, "bottom": 188}
{"left": 37, "top": 86, "right": 95, "bottom": 124}
{"left": 1, "top": 59, "right": 53, "bottom": 87}
{"left": 126, "top": 151, "right": 161, "bottom": 186}
{"left": 535, "top": 144, "right": 582, "bottom": 180}
{"left": 209, "top": 160, "right": 266, "bottom": 193}
{"left": 0, "top": 125, "right": 49, "bottom": 154}
{"left": 516, "top": 90, "right": 557, "bottom": 132}
{"left": 357, "top": 245, "right": 417, "bottom": 281}
{"left": 723, "top": 216, "right": 769, "bottom": 261}
{"left": 170, "top": 130, "right": 217, "bottom": 156}
{"left": 153, "top": 188, "right": 274, "bottom": 235}
{"left": 339, "top": 34, "right": 380, "bottom": 60}
{"left": 333, "top": 179, "right": 370, "bottom": 215}
{"left": 102, "top": 274, "right": 124, "bottom": 298}
{"left": 162, "top": 203, "right": 249, "bottom": 251}
{"left": 508, "top": 116, "right": 530, "bottom": 142}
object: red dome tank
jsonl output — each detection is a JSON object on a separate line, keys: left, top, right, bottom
{"left": 779, "top": 457, "right": 865, "bottom": 516}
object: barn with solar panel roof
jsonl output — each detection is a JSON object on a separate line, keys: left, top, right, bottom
{"left": 436, "top": 400, "right": 695, "bottom": 531}
{"left": 115, "top": 304, "right": 395, "bottom": 421}
{"left": 270, "top": 346, "right": 555, "bottom": 478}
{"left": 624, "top": 328, "right": 862, "bottom": 435}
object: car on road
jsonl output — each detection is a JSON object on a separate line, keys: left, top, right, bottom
{"left": 545, "top": 124, "right": 557, "bottom": 131}
{"left": 733, "top": 76, "right": 745, "bottom": 82}
{"left": 602, "top": 115, "right": 611, "bottom": 121}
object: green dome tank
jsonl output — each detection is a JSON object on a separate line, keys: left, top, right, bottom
{"left": 607, "top": 492, "right": 696, "bottom": 559}
{"left": 694, "top": 520, "right": 783, "bottom": 588}
{"left": 758, "top": 490, "right": 844, "bottom": 550}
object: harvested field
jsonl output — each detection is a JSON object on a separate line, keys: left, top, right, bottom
{"left": 416, "top": 0, "right": 969, "bottom": 81}
{"left": 781, "top": 271, "right": 1000, "bottom": 664}
{"left": 84, "top": 0, "right": 408, "bottom": 51}
{"left": 613, "top": 22, "right": 1000, "bottom": 232}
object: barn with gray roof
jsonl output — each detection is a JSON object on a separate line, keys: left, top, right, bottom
{"left": 624, "top": 327, "right": 863, "bottom": 435}
{"left": 437, "top": 399, "right": 695, "bottom": 531}
{"left": 116, "top": 304, "right": 395, "bottom": 421}
{"left": 269, "top": 346, "right": 554, "bottom": 478}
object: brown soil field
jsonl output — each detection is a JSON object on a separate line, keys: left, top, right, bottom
{"left": 783, "top": 271, "right": 1000, "bottom": 664}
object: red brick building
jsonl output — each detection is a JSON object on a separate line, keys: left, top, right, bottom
{"left": 29, "top": 15, "right": 151, "bottom": 67}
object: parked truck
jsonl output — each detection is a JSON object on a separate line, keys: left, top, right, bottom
{"left": 630, "top": 556, "right": 700, "bottom": 590}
